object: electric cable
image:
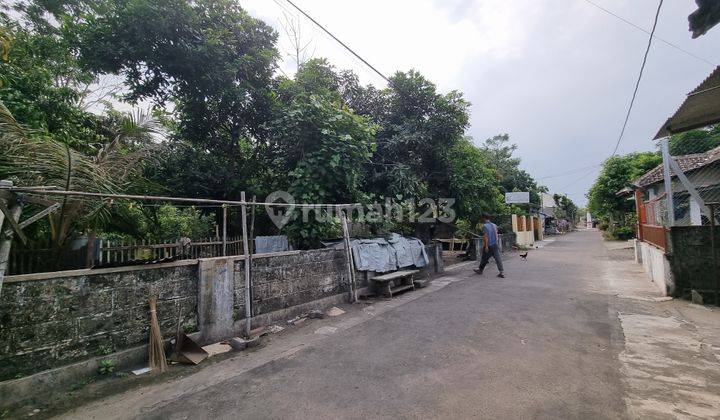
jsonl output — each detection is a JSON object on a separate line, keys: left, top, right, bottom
{"left": 610, "top": 0, "right": 663, "bottom": 157}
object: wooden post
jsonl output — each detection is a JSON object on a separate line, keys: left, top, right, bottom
{"left": 240, "top": 192, "right": 252, "bottom": 337}
{"left": 222, "top": 204, "right": 227, "bottom": 256}
{"left": 249, "top": 196, "right": 256, "bottom": 255}
{"left": 248, "top": 196, "right": 256, "bottom": 306}
{"left": 341, "top": 212, "right": 357, "bottom": 302}
{"left": 0, "top": 193, "right": 24, "bottom": 297}
{"left": 634, "top": 188, "right": 644, "bottom": 241}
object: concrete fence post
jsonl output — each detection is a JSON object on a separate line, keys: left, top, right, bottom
{"left": 434, "top": 243, "right": 444, "bottom": 273}
{"left": 197, "top": 258, "right": 235, "bottom": 344}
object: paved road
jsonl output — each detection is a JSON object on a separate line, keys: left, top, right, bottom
{"left": 155, "top": 231, "right": 625, "bottom": 419}
{"left": 60, "top": 231, "right": 720, "bottom": 419}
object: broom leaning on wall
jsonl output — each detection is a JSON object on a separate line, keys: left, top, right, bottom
{"left": 148, "top": 297, "right": 167, "bottom": 372}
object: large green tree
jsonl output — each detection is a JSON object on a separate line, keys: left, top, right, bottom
{"left": 0, "top": 8, "right": 107, "bottom": 152}
{"left": 587, "top": 152, "right": 662, "bottom": 226}
{"left": 270, "top": 62, "right": 377, "bottom": 247}
{"left": 480, "top": 134, "right": 547, "bottom": 209}
{"left": 443, "top": 136, "right": 505, "bottom": 222}
{"left": 78, "top": 0, "right": 279, "bottom": 200}
{"left": 1, "top": 0, "right": 554, "bottom": 249}
{"left": 553, "top": 194, "right": 578, "bottom": 223}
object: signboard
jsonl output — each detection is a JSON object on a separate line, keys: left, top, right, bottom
{"left": 505, "top": 192, "right": 530, "bottom": 204}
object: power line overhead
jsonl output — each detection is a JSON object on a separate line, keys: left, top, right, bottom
{"left": 610, "top": 0, "right": 664, "bottom": 157}
{"left": 582, "top": 0, "right": 715, "bottom": 67}
{"left": 281, "top": 0, "right": 391, "bottom": 84}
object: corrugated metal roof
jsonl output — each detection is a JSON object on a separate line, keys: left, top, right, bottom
{"left": 634, "top": 145, "right": 720, "bottom": 188}
{"left": 654, "top": 66, "right": 720, "bottom": 140}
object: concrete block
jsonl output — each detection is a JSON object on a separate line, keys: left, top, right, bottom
{"left": 229, "top": 336, "right": 260, "bottom": 351}
{"left": 197, "top": 258, "right": 235, "bottom": 344}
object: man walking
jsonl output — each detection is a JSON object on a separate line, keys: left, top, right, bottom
{"left": 475, "top": 215, "right": 505, "bottom": 278}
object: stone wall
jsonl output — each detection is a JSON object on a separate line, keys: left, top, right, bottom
{"left": 668, "top": 226, "right": 719, "bottom": 298}
{"left": 1, "top": 244, "right": 432, "bottom": 385}
{"left": 0, "top": 263, "right": 197, "bottom": 381}
{"left": 0, "top": 249, "right": 351, "bottom": 383}
{"left": 233, "top": 249, "right": 348, "bottom": 319}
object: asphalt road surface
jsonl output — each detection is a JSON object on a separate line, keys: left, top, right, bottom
{"left": 58, "top": 230, "right": 720, "bottom": 419}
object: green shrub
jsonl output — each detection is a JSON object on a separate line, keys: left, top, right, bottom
{"left": 614, "top": 226, "right": 635, "bottom": 240}
{"left": 98, "top": 359, "right": 115, "bottom": 376}
{"left": 602, "top": 225, "right": 635, "bottom": 241}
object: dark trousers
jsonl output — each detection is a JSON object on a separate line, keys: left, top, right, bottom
{"left": 479, "top": 244, "right": 504, "bottom": 272}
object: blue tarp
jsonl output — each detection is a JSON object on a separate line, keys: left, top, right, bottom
{"left": 349, "top": 234, "right": 428, "bottom": 273}
{"left": 255, "top": 235, "right": 291, "bottom": 253}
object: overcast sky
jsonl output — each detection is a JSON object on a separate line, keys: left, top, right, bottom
{"left": 241, "top": 0, "right": 719, "bottom": 206}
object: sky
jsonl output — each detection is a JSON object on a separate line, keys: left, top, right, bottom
{"left": 240, "top": 0, "right": 720, "bottom": 206}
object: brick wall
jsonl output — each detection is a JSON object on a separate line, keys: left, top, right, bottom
{"left": 0, "top": 264, "right": 197, "bottom": 381}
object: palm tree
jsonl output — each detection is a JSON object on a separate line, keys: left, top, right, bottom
{"left": 0, "top": 100, "right": 162, "bottom": 248}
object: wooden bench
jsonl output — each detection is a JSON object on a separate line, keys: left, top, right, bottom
{"left": 370, "top": 269, "right": 419, "bottom": 298}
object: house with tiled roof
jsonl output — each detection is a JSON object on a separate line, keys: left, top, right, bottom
{"left": 633, "top": 145, "right": 720, "bottom": 228}
{"left": 629, "top": 64, "right": 720, "bottom": 299}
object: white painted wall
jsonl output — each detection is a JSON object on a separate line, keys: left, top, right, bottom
{"left": 690, "top": 197, "right": 702, "bottom": 226}
{"left": 515, "top": 231, "right": 535, "bottom": 247}
{"left": 637, "top": 241, "right": 674, "bottom": 296}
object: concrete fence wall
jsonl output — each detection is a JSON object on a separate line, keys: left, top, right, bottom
{"left": 238, "top": 249, "right": 348, "bottom": 318}
{"left": 470, "top": 234, "right": 518, "bottom": 261}
{"left": 636, "top": 240, "right": 675, "bottom": 296}
{"left": 0, "top": 262, "right": 198, "bottom": 381}
{"left": 0, "top": 249, "right": 349, "bottom": 382}
{"left": 499, "top": 233, "right": 517, "bottom": 252}
{"left": 668, "top": 226, "right": 720, "bottom": 298}
{"left": 0, "top": 241, "right": 443, "bottom": 385}
{"left": 511, "top": 214, "right": 537, "bottom": 247}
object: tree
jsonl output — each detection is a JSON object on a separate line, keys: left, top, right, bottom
{"left": 279, "top": 12, "right": 315, "bottom": 71}
{"left": 553, "top": 194, "right": 578, "bottom": 223}
{"left": 2, "top": 0, "right": 553, "bottom": 250}
{"left": 587, "top": 152, "right": 661, "bottom": 231}
{"left": 271, "top": 93, "right": 376, "bottom": 247}
{"left": 444, "top": 137, "right": 504, "bottom": 222}
{"left": 0, "top": 12, "right": 107, "bottom": 153}
{"left": 481, "top": 134, "right": 547, "bottom": 208}
{"left": 355, "top": 71, "right": 472, "bottom": 202}
{"left": 78, "top": 0, "right": 280, "bottom": 200}
{"left": 668, "top": 125, "right": 720, "bottom": 156}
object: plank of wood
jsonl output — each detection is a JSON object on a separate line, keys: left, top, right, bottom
{"left": 0, "top": 200, "right": 26, "bottom": 244}
{"left": 372, "top": 269, "right": 420, "bottom": 282}
{"left": 389, "top": 284, "right": 415, "bottom": 295}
